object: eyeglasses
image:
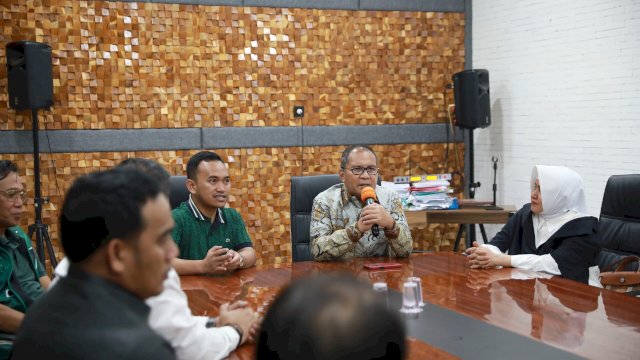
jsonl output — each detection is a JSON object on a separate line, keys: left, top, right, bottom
{"left": 0, "top": 189, "right": 26, "bottom": 203}
{"left": 345, "top": 166, "right": 379, "bottom": 176}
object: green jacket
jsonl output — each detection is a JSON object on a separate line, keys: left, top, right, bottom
{"left": 0, "top": 226, "right": 45, "bottom": 360}
{"left": 0, "top": 226, "right": 45, "bottom": 313}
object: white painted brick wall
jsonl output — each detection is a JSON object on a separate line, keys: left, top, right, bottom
{"left": 471, "top": 0, "right": 640, "bottom": 238}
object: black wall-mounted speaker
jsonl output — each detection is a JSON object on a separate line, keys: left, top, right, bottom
{"left": 6, "top": 41, "right": 53, "bottom": 110}
{"left": 452, "top": 69, "right": 491, "bottom": 129}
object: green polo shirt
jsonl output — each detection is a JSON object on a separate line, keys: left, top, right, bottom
{"left": 0, "top": 226, "right": 46, "bottom": 312}
{"left": 171, "top": 196, "right": 253, "bottom": 260}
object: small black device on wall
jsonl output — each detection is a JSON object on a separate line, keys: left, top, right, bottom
{"left": 452, "top": 69, "right": 491, "bottom": 129}
{"left": 6, "top": 41, "right": 53, "bottom": 110}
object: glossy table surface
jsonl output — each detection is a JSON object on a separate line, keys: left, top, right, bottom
{"left": 181, "top": 253, "right": 640, "bottom": 359}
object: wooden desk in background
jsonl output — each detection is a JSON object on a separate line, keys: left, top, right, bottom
{"left": 181, "top": 253, "right": 640, "bottom": 360}
{"left": 405, "top": 205, "right": 517, "bottom": 251}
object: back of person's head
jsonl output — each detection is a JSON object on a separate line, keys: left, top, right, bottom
{"left": 256, "top": 273, "right": 406, "bottom": 360}
{"left": 0, "top": 160, "right": 19, "bottom": 180}
{"left": 117, "top": 158, "right": 171, "bottom": 196}
{"left": 186, "top": 151, "right": 225, "bottom": 180}
{"left": 60, "top": 168, "right": 161, "bottom": 263}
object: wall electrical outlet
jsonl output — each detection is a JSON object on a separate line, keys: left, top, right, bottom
{"left": 293, "top": 106, "right": 304, "bottom": 118}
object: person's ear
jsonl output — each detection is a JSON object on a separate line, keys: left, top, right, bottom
{"left": 186, "top": 178, "right": 197, "bottom": 194}
{"left": 339, "top": 169, "right": 345, "bottom": 183}
{"left": 105, "top": 238, "right": 131, "bottom": 275}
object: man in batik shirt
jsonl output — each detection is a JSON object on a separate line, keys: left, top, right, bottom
{"left": 310, "top": 145, "right": 412, "bottom": 261}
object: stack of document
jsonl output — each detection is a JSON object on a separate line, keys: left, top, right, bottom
{"left": 406, "top": 180, "right": 454, "bottom": 210}
{"left": 380, "top": 181, "right": 411, "bottom": 207}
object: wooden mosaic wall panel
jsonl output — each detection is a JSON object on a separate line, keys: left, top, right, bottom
{"left": 3, "top": 142, "right": 465, "bottom": 267}
{"left": 0, "top": 1, "right": 465, "bottom": 130}
{"left": 0, "top": 1, "right": 467, "bottom": 267}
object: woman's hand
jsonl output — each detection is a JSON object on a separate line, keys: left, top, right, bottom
{"left": 468, "top": 245, "right": 511, "bottom": 269}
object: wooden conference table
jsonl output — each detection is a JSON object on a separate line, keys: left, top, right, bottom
{"left": 181, "top": 253, "right": 640, "bottom": 360}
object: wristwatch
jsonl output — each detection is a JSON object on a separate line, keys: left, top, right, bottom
{"left": 205, "top": 317, "right": 217, "bottom": 328}
{"left": 383, "top": 219, "right": 399, "bottom": 238}
{"left": 224, "top": 322, "right": 244, "bottom": 347}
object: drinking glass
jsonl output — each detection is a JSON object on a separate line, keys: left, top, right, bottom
{"left": 400, "top": 281, "right": 421, "bottom": 314}
{"left": 408, "top": 276, "right": 424, "bottom": 307}
{"left": 373, "top": 282, "right": 388, "bottom": 308}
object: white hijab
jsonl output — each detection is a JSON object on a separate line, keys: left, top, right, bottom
{"left": 530, "top": 165, "right": 590, "bottom": 247}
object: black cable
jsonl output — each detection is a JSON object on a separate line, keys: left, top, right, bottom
{"left": 442, "top": 82, "right": 454, "bottom": 172}
{"left": 300, "top": 111, "right": 304, "bottom": 176}
{"left": 443, "top": 88, "right": 451, "bottom": 172}
{"left": 443, "top": 82, "right": 465, "bottom": 194}
{"left": 42, "top": 111, "right": 63, "bottom": 208}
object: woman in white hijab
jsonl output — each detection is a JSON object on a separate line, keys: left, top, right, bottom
{"left": 466, "top": 165, "right": 601, "bottom": 286}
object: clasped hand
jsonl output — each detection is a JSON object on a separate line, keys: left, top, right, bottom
{"left": 465, "top": 241, "right": 511, "bottom": 269}
{"left": 201, "top": 245, "right": 245, "bottom": 274}
{"left": 357, "top": 203, "right": 394, "bottom": 233}
{"left": 217, "top": 300, "right": 261, "bottom": 345}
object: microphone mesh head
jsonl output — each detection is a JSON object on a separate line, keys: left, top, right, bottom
{"left": 360, "top": 186, "right": 377, "bottom": 202}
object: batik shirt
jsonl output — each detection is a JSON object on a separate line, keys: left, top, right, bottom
{"left": 310, "top": 183, "right": 412, "bottom": 261}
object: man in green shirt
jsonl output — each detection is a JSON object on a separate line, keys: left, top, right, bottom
{"left": 172, "top": 151, "right": 256, "bottom": 275}
{"left": 0, "top": 160, "right": 50, "bottom": 359}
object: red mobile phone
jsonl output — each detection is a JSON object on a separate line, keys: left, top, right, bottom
{"left": 363, "top": 262, "right": 402, "bottom": 270}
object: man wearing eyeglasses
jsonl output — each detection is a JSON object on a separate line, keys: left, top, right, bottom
{"left": 310, "top": 146, "right": 412, "bottom": 261}
{"left": 0, "top": 160, "right": 50, "bottom": 359}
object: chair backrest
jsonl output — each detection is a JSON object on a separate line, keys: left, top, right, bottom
{"left": 169, "top": 175, "right": 190, "bottom": 209}
{"left": 596, "top": 174, "right": 640, "bottom": 270}
{"left": 290, "top": 174, "right": 341, "bottom": 262}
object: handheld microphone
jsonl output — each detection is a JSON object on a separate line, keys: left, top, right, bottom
{"left": 360, "top": 186, "right": 380, "bottom": 237}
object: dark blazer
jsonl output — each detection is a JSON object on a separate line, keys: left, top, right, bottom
{"left": 12, "top": 266, "right": 175, "bottom": 360}
{"left": 489, "top": 204, "right": 600, "bottom": 284}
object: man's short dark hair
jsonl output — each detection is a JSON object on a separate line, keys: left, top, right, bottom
{"left": 60, "top": 168, "right": 162, "bottom": 263}
{"left": 117, "top": 158, "right": 171, "bottom": 196}
{"left": 0, "top": 160, "right": 19, "bottom": 181}
{"left": 340, "top": 145, "right": 377, "bottom": 170}
{"left": 257, "top": 273, "right": 406, "bottom": 360}
{"left": 186, "top": 151, "right": 225, "bottom": 180}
